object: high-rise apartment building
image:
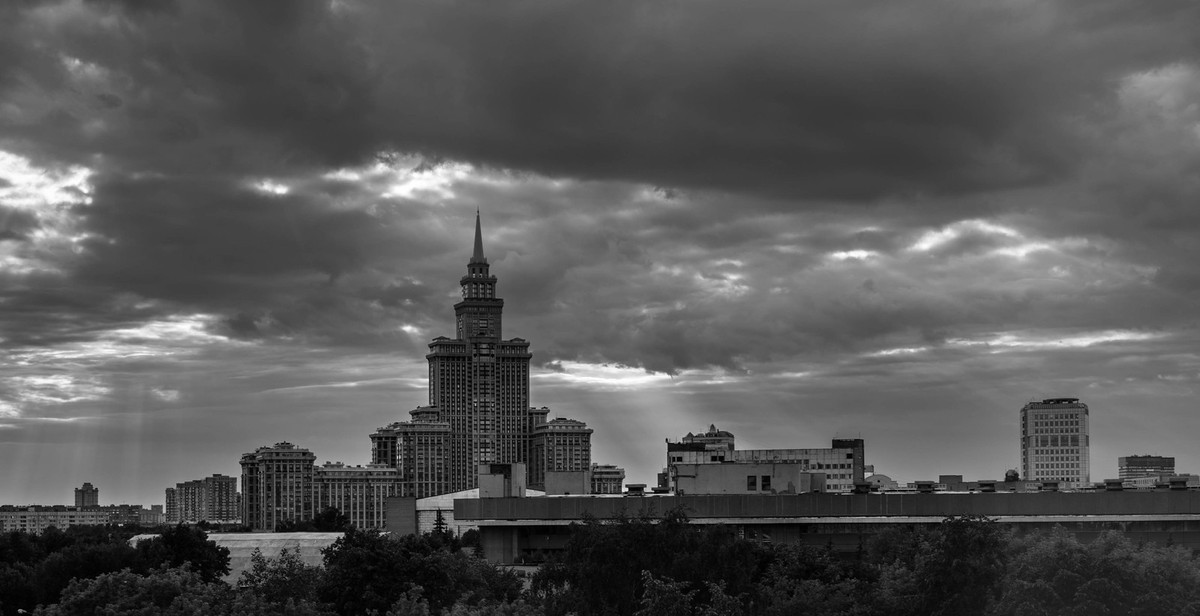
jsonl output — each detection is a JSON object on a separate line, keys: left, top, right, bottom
{"left": 528, "top": 417, "right": 593, "bottom": 490}
{"left": 165, "top": 474, "right": 240, "bottom": 524}
{"left": 240, "top": 442, "right": 317, "bottom": 531}
{"left": 1020, "top": 398, "right": 1090, "bottom": 488}
{"left": 314, "top": 463, "right": 402, "bottom": 529}
{"left": 424, "top": 213, "right": 539, "bottom": 493}
{"left": 1119, "top": 455, "right": 1175, "bottom": 481}
{"left": 74, "top": 483, "right": 98, "bottom": 508}
{"left": 370, "top": 406, "right": 451, "bottom": 498}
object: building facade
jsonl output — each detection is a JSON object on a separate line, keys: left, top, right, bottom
{"left": 457, "top": 489, "right": 1200, "bottom": 564}
{"left": 314, "top": 463, "right": 402, "bottom": 529}
{"left": 665, "top": 427, "right": 865, "bottom": 493}
{"left": 1119, "top": 455, "right": 1175, "bottom": 481}
{"left": 166, "top": 474, "right": 240, "bottom": 525}
{"left": 74, "top": 482, "right": 99, "bottom": 508}
{"left": 422, "top": 214, "right": 544, "bottom": 493}
{"left": 240, "top": 442, "right": 317, "bottom": 531}
{"left": 590, "top": 463, "right": 626, "bottom": 494}
{"left": 1020, "top": 398, "right": 1090, "bottom": 489}
{"left": 528, "top": 418, "right": 593, "bottom": 490}
{"left": 0, "top": 504, "right": 161, "bottom": 534}
{"left": 672, "top": 463, "right": 826, "bottom": 496}
{"left": 371, "top": 406, "right": 452, "bottom": 498}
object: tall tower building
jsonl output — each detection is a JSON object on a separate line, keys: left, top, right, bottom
{"left": 74, "top": 482, "right": 99, "bottom": 508}
{"left": 426, "top": 213, "right": 533, "bottom": 493}
{"left": 1020, "top": 398, "right": 1090, "bottom": 489}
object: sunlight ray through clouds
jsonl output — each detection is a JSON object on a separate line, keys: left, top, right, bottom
{"left": 534, "top": 361, "right": 674, "bottom": 390}
{"left": 946, "top": 330, "right": 1163, "bottom": 352}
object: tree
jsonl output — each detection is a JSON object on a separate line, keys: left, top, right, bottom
{"left": 33, "top": 566, "right": 332, "bottom": 616}
{"left": 531, "top": 507, "right": 770, "bottom": 616}
{"left": 990, "top": 527, "right": 1200, "bottom": 616}
{"left": 319, "top": 528, "right": 520, "bottom": 616}
{"left": 312, "top": 507, "right": 351, "bottom": 532}
{"left": 135, "top": 525, "right": 230, "bottom": 582}
{"left": 434, "top": 510, "right": 449, "bottom": 537}
{"left": 239, "top": 548, "right": 325, "bottom": 606}
{"left": 916, "top": 515, "right": 1007, "bottom": 616}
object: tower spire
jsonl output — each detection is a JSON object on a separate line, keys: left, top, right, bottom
{"left": 470, "top": 209, "right": 487, "bottom": 264}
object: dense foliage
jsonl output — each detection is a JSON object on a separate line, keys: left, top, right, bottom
{"left": 7, "top": 515, "right": 1200, "bottom": 616}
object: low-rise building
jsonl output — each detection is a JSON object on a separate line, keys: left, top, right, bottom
{"left": 673, "top": 462, "right": 825, "bottom": 495}
{"left": 665, "top": 427, "right": 864, "bottom": 493}
{"left": 590, "top": 463, "right": 625, "bottom": 494}
{"left": 1119, "top": 455, "right": 1176, "bottom": 482}
{"left": 0, "top": 504, "right": 162, "bottom": 534}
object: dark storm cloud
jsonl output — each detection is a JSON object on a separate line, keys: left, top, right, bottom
{"left": 362, "top": 0, "right": 1198, "bottom": 200}
{"left": 9, "top": 1, "right": 1196, "bottom": 200}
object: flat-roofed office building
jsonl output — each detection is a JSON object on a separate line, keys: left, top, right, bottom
{"left": 1020, "top": 398, "right": 1090, "bottom": 489}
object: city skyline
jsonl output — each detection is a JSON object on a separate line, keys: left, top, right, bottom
{"left": 4, "top": 2, "right": 1200, "bottom": 506}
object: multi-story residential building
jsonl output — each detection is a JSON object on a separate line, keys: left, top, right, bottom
{"left": 1020, "top": 397, "right": 1090, "bottom": 489}
{"left": 590, "top": 463, "right": 626, "bottom": 494}
{"left": 665, "top": 426, "right": 865, "bottom": 493}
{"left": 1119, "top": 455, "right": 1175, "bottom": 481}
{"left": 164, "top": 488, "right": 178, "bottom": 523}
{"left": 314, "top": 463, "right": 402, "bottom": 529}
{"left": 528, "top": 418, "right": 593, "bottom": 490}
{"left": 166, "top": 474, "right": 240, "bottom": 524}
{"left": 74, "top": 483, "right": 99, "bottom": 508}
{"left": 0, "top": 504, "right": 161, "bottom": 534}
{"left": 682, "top": 425, "right": 735, "bottom": 452}
{"left": 422, "top": 213, "right": 546, "bottom": 493}
{"left": 371, "top": 406, "right": 452, "bottom": 498}
{"left": 240, "top": 442, "right": 317, "bottom": 531}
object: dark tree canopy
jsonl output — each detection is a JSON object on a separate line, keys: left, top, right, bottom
{"left": 135, "top": 525, "right": 231, "bottom": 583}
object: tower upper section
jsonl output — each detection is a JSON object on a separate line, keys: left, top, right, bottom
{"left": 455, "top": 212, "right": 503, "bottom": 339}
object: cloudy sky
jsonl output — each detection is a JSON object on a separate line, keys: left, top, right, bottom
{"left": 3, "top": 0, "right": 1200, "bottom": 506}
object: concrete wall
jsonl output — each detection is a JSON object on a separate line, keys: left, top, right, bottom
{"left": 384, "top": 497, "right": 417, "bottom": 535}
{"left": 458, "top": 490, "right": 1200, "bottom": 522}
{"left": 545, "top": 471, "right": 589, "bottom": 495}
{"left": 457, "top": 490, "right": 1200, "bottom": 563}
{"left": 478, "top": 463, "right": 527, "bottom": 498}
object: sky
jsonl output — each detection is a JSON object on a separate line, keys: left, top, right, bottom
{"left": 3, "top": 0, "right": 1200, "bottom": 506}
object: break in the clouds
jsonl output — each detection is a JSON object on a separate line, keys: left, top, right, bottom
{"left": 2, "top": 0, "right": 1200, "bottom": 504}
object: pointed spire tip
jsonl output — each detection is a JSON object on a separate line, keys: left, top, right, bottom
{"left": 470, "top": 210, "right": 487, "bottom": 264}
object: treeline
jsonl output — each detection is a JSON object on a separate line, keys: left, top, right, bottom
{"left": 6, "top": 513, "right": 1200, "bottom": 616}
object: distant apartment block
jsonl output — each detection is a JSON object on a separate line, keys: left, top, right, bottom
{"left": 165, "top": 474, "right": 240, "bottom": 524}
{"left": 74, "top": 482, "right": 99, "bottom": 508}
{"left": 314, "top": 462, "right": 402, "bottom": 529}
{"left": 0, "top": 504, "right": 162, "bottom": 534}
{"left": 664, "top": 425, "right": 865, "bottom": 493}
{"left": 1020, "top": 398, "right": 1090, "bottom": 489}
{"left": 240, "top": 442, "right": 317, "bottom": 531}
{"left": 528, "top": 417, "right": 593, "bottom": 490}
{"left": 590, "top": 463, "right": 626, "bottom": 494}
{"left": 1119, "top": 455, "right": 1175, "bottom": 481}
